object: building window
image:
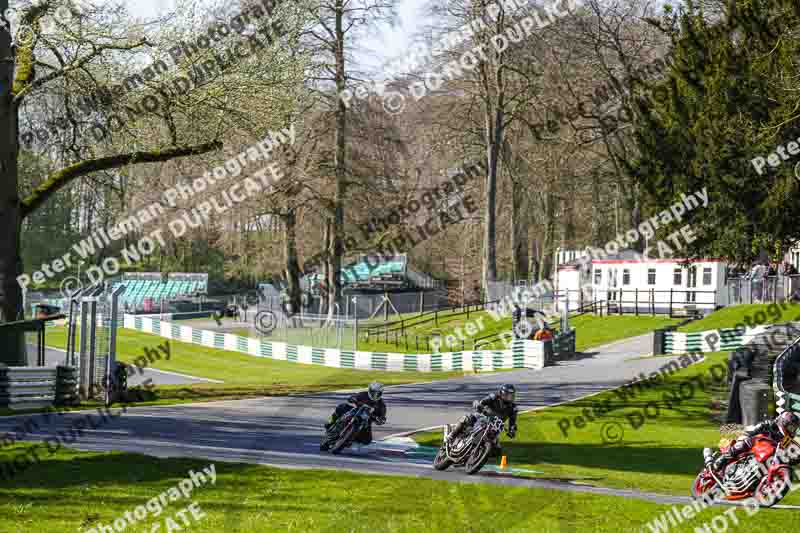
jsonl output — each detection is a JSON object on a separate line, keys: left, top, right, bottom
{"left": 648, "top": 269, "right": 656, "bottom": 285}
{"left": 673, "top": 268, "right": 682, "bottom": 286}
{"left": 703, "top": 267, "right": 712, "bottom": 286}
{"left": 622, "top": 269, "right": 630, "bottom": 285}
{"left": 594, "top": 269, "right": 602, "bottom": 285}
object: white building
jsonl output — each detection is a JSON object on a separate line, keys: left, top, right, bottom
{"left": 555, "top": 249, "right": 729, "bottom": 314}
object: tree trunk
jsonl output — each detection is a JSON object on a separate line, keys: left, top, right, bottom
{"left": 541, "top": 180, "right": 557, "bottom": 281}
{"left": 483, "top": 135, "right": 499, "bottom": 292}
{"left": 321, "top": 217, "right": 331, "bottom": 313}
{"left": 282, "top": 210, "right": 301, "bottom": 315}
{"left": 0, "top": 8, "right": 25, "bottom": 364}
{"left": 590, "top": 169, "right": 601, "bottom": 245}
{"left": 510, "top": 178, "right": 528, "bottom": 282}
{"left": 327, "top": 0, "right": 347, "bottom": 320}
{"left": 478, "top": 1, "right": 506, "bottom": 297}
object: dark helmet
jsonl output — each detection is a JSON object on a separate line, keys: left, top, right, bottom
{"left": 368, "top": 382, "right": 384, "bottom": 401}
{"left": 499, "top": 384, "right": 516, "bottom": 403}
{"left": 777, "top": 411, "right": 800, "bottom": 438}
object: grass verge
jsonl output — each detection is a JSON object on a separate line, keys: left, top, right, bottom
{"left": 414, "top": 351, "right": 800, "bottom": 502}
{"left": 678, "top": 303, "right": 800, "bottom": 333}
{"left": 568, "top": 314, "right": 682, "bottom": 352}
{"left": 2, "top": 438, "right": 800, "bottom": 531}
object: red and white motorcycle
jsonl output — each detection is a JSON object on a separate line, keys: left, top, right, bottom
{"left": 692, "top": 435, "right": 799, "bottom": 507}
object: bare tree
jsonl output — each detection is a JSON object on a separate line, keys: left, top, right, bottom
{"left": 0, "top": 0, "right": 306, "bottom": 363}
{"left": 298, "top": 0, "right": 394, "bottom": 318}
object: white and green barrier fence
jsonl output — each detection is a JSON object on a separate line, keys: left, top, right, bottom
{"left": 656, "top": 325, "right": 770, "bottom": 355}
{"left": 122, "top": 315, "right": 573, "bottom": 372}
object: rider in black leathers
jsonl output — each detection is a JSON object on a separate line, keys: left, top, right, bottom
{"left": 712, "top": 411, "right": 800, "bottom": 472}
{"left": 447, "top": 384, "right": 518, "bottom": 444}
{"left": 325, "top": 382, "right": 387, "bottom": 445}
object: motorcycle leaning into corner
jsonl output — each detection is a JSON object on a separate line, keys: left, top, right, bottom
{"left": 433, "top": 413, "right": 509, "bottom": 475}
{"left": 320, "top": 404, "right": 386, "bottom": 454}
{"left": 692, "top": 434, "right": 800, "bottom": 507}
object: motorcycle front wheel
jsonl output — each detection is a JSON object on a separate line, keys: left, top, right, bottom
{"left": 691, "top": 470, "right": 720, "bottom": 501}
{"left": 330, "top": 423, "right": 357, "bottom": 455}
{"left": 433, "top": 446, "right": 453, "bottom": 471}
{"left": 465, "top": 442, "right": 492, "bottom": 475}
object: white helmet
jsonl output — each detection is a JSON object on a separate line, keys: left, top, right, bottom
{"left": 368, "top": 382, "right": 384, "bottom": 401}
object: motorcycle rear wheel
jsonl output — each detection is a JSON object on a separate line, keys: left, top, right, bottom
{"left": 433, "top": 446, "right": 453, "bottom": 471}
{"left": 331, "top": 424, "right": 357, "bottom": 455}
{"left": 465, "top": 442, "right": 492, "bottom": 475}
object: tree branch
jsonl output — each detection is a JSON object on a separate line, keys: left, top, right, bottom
{"left": 20, "top": 141, "right": 222, "bottom": 218}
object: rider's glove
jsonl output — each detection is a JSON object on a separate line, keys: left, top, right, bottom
{"left": 472, "top": 400, "right": 481, "bottom": 411}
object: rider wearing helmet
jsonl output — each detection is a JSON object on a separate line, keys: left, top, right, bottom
{"left": 712, "top": 411, "right": 800, "bottom": 472}
{"left": 446, "top": 384, "right": 519, "bottom": 444}
{"left": 325, "top": 382, "right": 387, "bottom": 445}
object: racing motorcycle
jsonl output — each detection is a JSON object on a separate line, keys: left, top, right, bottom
{"left": 320, "top": 404, "right": 376, "bottom": 455}
{"left": 692, "top": 435, "right": 798, "bottom": 507}
{"left": 433, "top": 414, "right": 504, "bottom": 475}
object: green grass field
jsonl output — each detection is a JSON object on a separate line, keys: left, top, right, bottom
{"left": 42, "top": 327, "right": 463, "bottom": 405}
{"left": 0, "top": 444, "right": 722, "bottom": 533}
{"left": 357, "top": 312, "right": 680, "bottom": 354}
{"left": 678, "top": 303, "right": 800, "bottom": 332}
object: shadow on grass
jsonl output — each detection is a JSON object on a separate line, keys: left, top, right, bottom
{"left": 504, "top": 441, "right": 705, "bottom": 477}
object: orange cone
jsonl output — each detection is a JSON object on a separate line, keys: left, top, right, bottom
{"left": 500, "top": 455, "right": 508, "bottom": 469}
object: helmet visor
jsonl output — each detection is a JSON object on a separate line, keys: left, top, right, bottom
{"left": 501, "top": 390, "right": 515, "bottom": 402}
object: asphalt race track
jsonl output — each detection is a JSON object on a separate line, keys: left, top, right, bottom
{"left": 6, "top": 334, "right": 800, "bottom": 508}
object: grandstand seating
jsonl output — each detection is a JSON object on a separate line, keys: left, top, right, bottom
{"left": 33, "top": 274, "right": 209, "bottom": 314}
{"left": 112, "top": 276, "right": 208, "bottom": 309}
{"left": 304, "top": 255, "right": 442, "bottom": 291}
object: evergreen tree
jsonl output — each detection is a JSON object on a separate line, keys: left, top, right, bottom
{"left": 631, "top": 0, "right": 800, "bottom": 262}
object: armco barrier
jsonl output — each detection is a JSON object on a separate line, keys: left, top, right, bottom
{"left": 0, "top": 365, "right": 78, "bottom": 410}
{"left": 123, "top": 315, "right": 550, "bottom": 372}
{"left": 659, "top": 326, "right": 768, "bottom": 355}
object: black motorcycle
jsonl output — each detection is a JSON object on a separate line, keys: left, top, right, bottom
{"left": 433, "top": 414, "right": 505, "bottom": 474}
{"left": 320, "top": 404, "right": 377, "bottom": 454}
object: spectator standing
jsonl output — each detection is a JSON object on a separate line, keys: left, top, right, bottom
{"left": 533, "top": 323, "right": 553, "bottom": 341}
{"left": 750, "top": 262, "right": 766, "bottom": 303}
{"left": 768, "top": 262, "right": 778, "bottom": 276}
{"left": 766, "top": 262, "right": 778, "bottom": 301}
